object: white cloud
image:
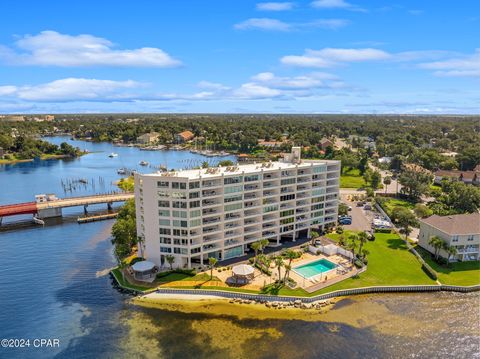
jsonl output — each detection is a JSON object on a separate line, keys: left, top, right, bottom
{"left": 1, "top": 78, "right": 144, "bottom": 102}
{"left": 234, "top": 18, "right": 292, "bottom": 31}
{"left": 281, "top": 48, "right": 391, "bottom": 67}
{"left": 256, "top": 2, "right": 295, "bottom": 11}
{"left": 311, "top": 0, "right": 366, "bottom": 12}
{"left": 419, "top": 49, "right": 480, "bottom": 77}
{"left": 234, "top": 18, "right": 349, "bottom": 31}
{"left": 233, "top": 83, "right": 283, "bottom": 99}
{"left": 251, "top": 71, "right": 337, "bottom": 89}
{"left": 0, "top": 30, "right": 181, "bottom": 67}
{"left": 197, "top": 81, "right": 231, "bottom": 91}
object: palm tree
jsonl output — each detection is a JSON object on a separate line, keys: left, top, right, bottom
{"left": 251, "top": 241, "right": 263, "bottom": 265}
{"left": 361, "top": 249, "right": 370, "bottom": 262}
{"left": 428, "top": 236, "right": 444, "bottom": 261}
{"left": 357, "top": 231, "right": 369, "bottom": 255}
{"left": 259, "top": 239, "right": 269, "bottom": 254}
{"left": 348, "top": 233, "right": 359, "bottom": 262}
{"left": 117, "top": 257, "right": 127, "bottom": 283}
{"left": 283, "top": 264, "right": 292, "bottom": 283}
{"left": 310, "top": 229, "right": 319, "bottom": 245}
{"left": 446, "top": 245, "right": 458, "bottom": 265}
{"left": 208, "top": 257, "right": 218, "bottom": 280}
{"left": 165, "top": 255, "right": 175, "bottom": 270}
{"left": 338, "top": 234, "right": 346, "bottom": 247}
{"left": 274, "top": 256, "right": 284, "bottom": 283}
{"left": 383, "top": 176, "right": 392, "bottom": 194}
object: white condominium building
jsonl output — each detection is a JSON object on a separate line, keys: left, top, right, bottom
{"left": 134, "top": 147, "right": 340, "bottom": 269}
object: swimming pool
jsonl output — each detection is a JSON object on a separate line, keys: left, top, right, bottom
{"left": 293, "top": 258, "right": 337, "bottom": 278}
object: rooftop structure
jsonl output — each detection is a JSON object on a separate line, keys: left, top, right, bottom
{"left": 175, "top": 130, "right": 195, "bottom": 143}
{"left": 134, "top": 147, "right": 340, "bottom": 269}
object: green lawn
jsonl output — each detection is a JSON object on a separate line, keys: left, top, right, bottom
{"left": 340, "top": 169, "right": 366, "bottom": 189}
{"left": 379, "top": 197, "right": 416, "bottom": 217}
{"left": 111, "top": 268, "right": 152, "bottom": 292}
{"left": 281, "top": 232, "right": 436, "bottom": 296}
{"left": 415, "top": 247, "right": 480, "bottom": 286}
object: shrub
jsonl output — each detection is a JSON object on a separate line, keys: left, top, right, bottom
{"left": 336, "top": 226, "right": 344, "bottom": 234}
{"left": 374, "top": 228, "right": 392, "bottom": 233}
{"left": 129, "top": 257, "right": 145, "bottom": 265}
{"left": 354, "top": 259, "right": 364, "bottom": 268}
{"left": 248, "top": 257, "right": 254, "bottom": 264}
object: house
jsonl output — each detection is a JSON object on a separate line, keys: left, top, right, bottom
{"left": 434, "top": 167, "right": 480, "bottom": 186}
{"left": 418, "top": 213, "right": 480, "bottom": 261}
{"left": 137, "top": 132, "right": 160, "bottom": 144}
{"left": 257, "top": 139, "right": 288, "bottom": 149}
{"left": 237, "top": 153, "right": 253, "bottom": 163}
{"left": 175, "top": 130, "right": 195, "bottom": 143}
{"left": 319, "top": 138, "right": 334, "bottom": 151}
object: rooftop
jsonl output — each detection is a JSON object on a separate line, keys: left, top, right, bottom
{"left": 420, "top": 213, "right": 480, "bottom": 235}
{"left": 142, "top": 158, "right": 339, "bottom": 180}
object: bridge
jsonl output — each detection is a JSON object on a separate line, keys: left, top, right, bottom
{"left": 0, "top": 192, "right": 134, "bottom": 224}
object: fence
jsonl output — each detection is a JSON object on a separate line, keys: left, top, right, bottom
{"left": 153, "top": 284, "right": 480, "bottom": 303}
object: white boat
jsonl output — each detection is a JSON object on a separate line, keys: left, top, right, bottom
{"left": 117, "top": 168, "right": 127, "bottom": 175}
{"left": 108, "top": 153, "right": 118, "bottom": 158}
{"left": 139, "top": 160, "right": 149, "bottom": 166}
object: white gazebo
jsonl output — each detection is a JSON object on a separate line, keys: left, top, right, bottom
{"left": 231, "top": 264, "right": 255, "bottom": 284}
{"left": 131, "top": 260, "right": 157, "bottom": 282}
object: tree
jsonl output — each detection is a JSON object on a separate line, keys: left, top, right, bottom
{"left": 398, "top": 166, "right": 433, "bottom": 200}
{"left": 166, "top": 255, "right": 175, "bottom": 270}
{"left": 357, "top": 231, "right": 369, "bottom": 255}
{"left": 201, "top": 161, "right": 209, "bottom": 168}
{"left": 259, "top": 238, "right": 269, "bottom": 254}
{"left": 283, "top": 264, "right": 292, "bottom": 283}
{"left": 218, "top": 159, "right": 234, "bottom": 167}
{"left": 208, "top": 257, "right": 218, "bottom": 279}
{"left": 282, "top": 249, "right": 300, "bottom": 282}
{"left": 111, "top": 199, "right": 137, "bottom": 259}
{"left": 383, "top": 176, "right": 392, "bottom": 194}
{"left": 446, "top": 245, "right": 458, "bottom": 265}
{"left": 371, "top": 170, "right": 382, "bottom": 189}
{"left": 347, "top": 233, "right": 359, "bottom": 262}
{"left": 395, "top": 208, "right": 418, "bottom": 240}
{"left": 251, "top": 241, "right": 263, "bottom": 265}
{"left": 363, "top": 169, "right": 372, "bottom": 187}
{"left": 440, "top": 180, "right": 480, "bottom": 214}
{"left": 428, "top": 236, "right": 444, "bottom": 261}
{"left": 274, "top": 256, "right": 284, "bottom": 283}
{"left": 338, "top": 203, "right": 349, "bottom": 216}
{"left": 414, "top": 203, "right": 433, "bottom": 218}
{"left": 310, "top": 229, "right": 319, "bottom": 245}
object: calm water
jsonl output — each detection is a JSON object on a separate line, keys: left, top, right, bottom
{"left": 0, "top": 137, "right": 478, "bottom": 359}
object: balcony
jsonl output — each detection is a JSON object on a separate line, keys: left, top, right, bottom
{"left": 263, "top": 190, "right": 277, "bottom": 197}
{"left": 225, "top": 230, "right": 242, "bottom": 238}
{"left": 244, "top": 219, "right": 256, "bottom": 225}
{"left": 203, "top": 216, "right": 221, "bottom": 225}
{"left": 202, "top": 189, "right": 220, "bottom": 197}
{"left": 203, "top": 243, "right": 219, "bottom": 251}
{"left": 245, "top": 201, "right": 260, "bottom": 208}
{"left": 202, "top": 208, "right": 219, "bottom": 216}
{"left": 244, "top": 192, "right": 258, "bottom": 200}
{"left": 245, "top": 209, "right": 261, "bottom": 217}
{"left": 244, "top": 225, "right": 260, "bottom": 233}
{"left": 224, "top": 213, "right": 242, "bottom": 221}
{"left": 225, "top": 239, "right": 242, "bottom": 247}
{"left": 262, "top": 230, "right": 277, "bottom": 238}
{"left": 203, "top": 225, "right": 220, "bottom": 234}
{"left": 202, "top": 180, "right": 222, "bottom": 188}
{"left": 202, "top": 199, "right": 221, "bottom": 207}
{"left": 244, "top": 185, "right": 260, "bottom": 191}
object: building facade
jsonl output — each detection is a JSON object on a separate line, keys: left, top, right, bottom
{"left": 134, "top": 147, "right": 340, "bottom": 269}
{"left": 418, "top": 213, "right": 480, "bottom": 262}
{"left": 137, "top": 132, "right": 160, "bottom": 144}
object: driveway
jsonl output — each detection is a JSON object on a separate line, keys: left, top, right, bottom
{"left": 340, "top": 194, "right": 371, "bottom": 232}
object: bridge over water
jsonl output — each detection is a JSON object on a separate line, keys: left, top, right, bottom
{"left": 0, "top": 192, "right": 134, "bottom": 225}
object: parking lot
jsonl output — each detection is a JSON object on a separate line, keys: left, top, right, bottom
{"left": 339, "top": 194, "right": 374, "bottom": 232}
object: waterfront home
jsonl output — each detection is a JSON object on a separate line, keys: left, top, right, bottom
{"left": 134, "top": 147, "right": 340, "bottom": 269}
{"left": 434, "top": 166, "right": 480, "bottom": 186}
{"left": 175, "top": 130, "right": 195, "bottom": 143}
{"left": 418, "top": 213, "right": 480, "bottom": 261}
{"left": 137, "top": 132, "right": 160, "bottom": 145}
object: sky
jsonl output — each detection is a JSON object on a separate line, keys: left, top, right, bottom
{"left": 0, "top": 0, "right": 479, "bottom": 114}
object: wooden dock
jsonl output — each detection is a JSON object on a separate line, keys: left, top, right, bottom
{"left": 77, "top": 212, "right": 118, "bottom": 223}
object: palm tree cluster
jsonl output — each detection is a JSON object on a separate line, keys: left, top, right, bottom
{"left": 428, "top": 236, "right": 457, "bottom": 264}
{"left": 345, "top": 232, "right": 370, "bottom": 265}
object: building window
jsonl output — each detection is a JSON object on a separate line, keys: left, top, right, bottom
{"left": 224, "top": 176, "right": 243, "bottom": 185}
{"left": 225, "top": 185, "right": 243, "bottom": 194}
{"left": 172, "top": 201, "right": 187, "bottom": 209}
{"left": 313, "top": 166, "right": 326, "bottom": 173}
{"left": 171, "top": 192, "right": 187, "bottom": 199}
{"left": 224, "top": 203, "right": 243, "bottom": 212}
{"left": 189, "top": 181, "right": 200, "bottom": 189}
{"left": 157, "top": 181, "right": 169, "bottom": 188}
{"left": 174, "top": 247, "right": 188, "bottom": 255}
{"left": 467, "top": 235, "right": 474, "bottom": 241}
{"left": 159, "top": 219, "right": 170, "bottom": 226}
{"left": 190, "top": 200, "right": 200, "bottom": 208}
{"left": 452, "top": 236, "right": 459, "bottom": 242}
{"left": 190, "top": 209, "right": 201, "bottom": 217}
{"left": 281, "top": 178, "right": 296, "bottom": 186}
{"left": 172, "top": 182, "right": 187, "bottom": 190}
{"left": 224, "top": 194, "right": 243, "bottom": 203}
{"left": 280, "top": 209, "right": 294, "bottom": 217}
{"left": 191, "top": 247, "right": 201, "bottom": 254}
{"left": 280, "top": 194, "right": 295, "bottom": 202}
{"left": 189, "top": 191, "right": 200, "bottom": 199}
{"left": 158, "top": 209, "right": 170, "bottom": 217}
{"left": 190, "top": 218, "right": 201, "bottom": 227}
{"left": 172, "top": 210, "right": 187, "bottom": 218}
{"left": 244, "top": 175, "right": 259, "bottom": 182}
{"left": 311, "top": 203, "right": 324, "bottom": 210}
{"left": 159, "top": 237, "right": 171, "bottom": 244}
{"left": 173, "top": 229, "right": 188, "bottom": 236}
{"left": 158, "top": 200, "right": 170, "bottom": 208}
{"left": 160, "top": 247, "right": 172, "bottom": 253}
{"left": 158, "top": 191, "right": 170, "bottom": 198}
{"left": 173, "top": 220, "right": 188, "bottom": 228}
{"left": 159, "top": 228, "right": 171, "bottom": 235}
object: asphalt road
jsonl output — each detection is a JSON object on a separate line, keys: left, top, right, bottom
{"left": 339, "top": 194, "right": 372, "bottom": 232}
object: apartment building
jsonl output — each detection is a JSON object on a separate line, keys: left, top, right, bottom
{"left": 134, "top": 147, "right": 340, "bottom": 269}
{"left": 418, "top": 213, "right": 480, "bottom": 261}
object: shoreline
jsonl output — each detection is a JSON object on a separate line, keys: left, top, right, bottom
{"left": 0, "top": 153, "right": 86, "bottom": 165}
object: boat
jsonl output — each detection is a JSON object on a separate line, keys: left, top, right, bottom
{"left": 117, "top": 168, "right": 127, "bottom": 175}
{"left": 108, "top": 153, "right": 118, "bottom": 158}
{"left": 139, "top": 160, "right": 149, "bottom": 166}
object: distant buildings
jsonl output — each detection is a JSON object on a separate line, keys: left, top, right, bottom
{"left": 257, "top": 137, "right": 289, "bottom": 150}
{"left": 347, "top": 135, "right": 376, "bottom": 151}
{"left": 418, "top": 213, "right": 480, "bottom": 261}
{"left": 434, "top": 166, "right": 480, "bottom": 186}
{"left": 319, "top": 138, "right": 334, "bottom": 151}
{"left": 0, "top": 115, "right": 25, "bottom": 122}
{"left": 137, "top": 132, "right": 160, "bottom": 145}
{"left": 378, "top": 156, "right": 393, "bottom": 165}
{"left": 175, "top": 130, "right": 195, "bottom": 143}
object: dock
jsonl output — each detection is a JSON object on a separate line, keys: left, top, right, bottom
{"left": 77, "top": 212, "right": 118, "bottom": 223}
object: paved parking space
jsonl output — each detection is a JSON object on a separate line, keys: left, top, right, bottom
{"left": 340, "top": 195, "right": 372, "bottom": 232}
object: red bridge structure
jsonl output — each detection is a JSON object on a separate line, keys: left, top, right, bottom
{"left": 0, "top": 192, "right": 134, "bottom": 225}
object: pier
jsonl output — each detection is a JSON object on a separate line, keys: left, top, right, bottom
{"left": 0, "top": 192, "right": 133, "bottom": 225}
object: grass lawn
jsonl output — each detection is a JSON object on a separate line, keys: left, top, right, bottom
{"left": 111, "top": 268, "right": 152, "bottom": 292}
{"left": 379, "top": 197, "right": 416, "bottom": 217}
{"left": 340, "top": 168, "right": 366, "bottom": 189}
{"left": 296, "top": 232, "right": 435, "bottom": 296}
{"left": 415, "top": 247, "right": 480, "bottom": 286}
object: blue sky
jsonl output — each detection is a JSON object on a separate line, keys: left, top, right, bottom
{"left": 0, "top": 0, "right": 479, "bottom": 114}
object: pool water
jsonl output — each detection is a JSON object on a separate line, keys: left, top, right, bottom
{"left": 293, "top": 259, "right": 337, "bottom": 278}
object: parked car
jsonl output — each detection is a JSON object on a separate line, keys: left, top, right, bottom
{"left": 348, "top": 206, "right": 352, "bottom": 211}
{"left": 364, "top": 203, "right": 372, "bottom": 210}
{"left": 356, "top": 201, "right": 365, "bottom": 207}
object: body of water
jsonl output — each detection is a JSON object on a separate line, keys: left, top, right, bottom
{"left": 0, "top": 137, "right": 478, "bottom": 358}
